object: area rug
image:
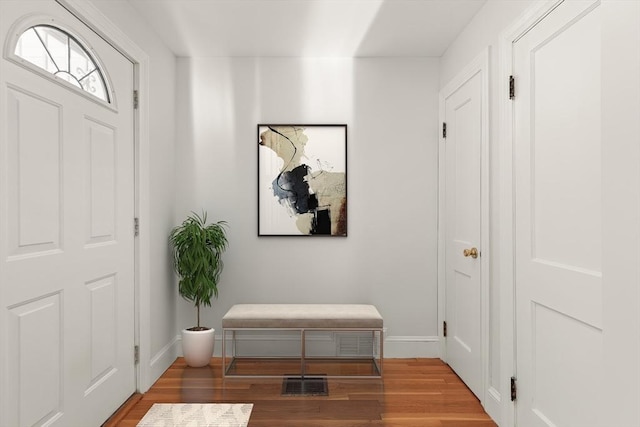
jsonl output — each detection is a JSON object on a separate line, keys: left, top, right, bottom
{"left": 137, "top": 403, "right": 253, "bottom": 427}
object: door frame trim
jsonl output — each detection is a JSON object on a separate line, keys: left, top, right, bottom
{"left": 497, "top": 1, "right": 565, "bottom": 425}
{"left": 55, "top": 0, "right": 153, "bottom": 393}
{"left": 437, "top": 47, "right": 491, "bottom": 412}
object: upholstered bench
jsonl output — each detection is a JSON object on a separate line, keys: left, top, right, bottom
{"left": 221, "top": 304, "right": 383, "bottom": 378}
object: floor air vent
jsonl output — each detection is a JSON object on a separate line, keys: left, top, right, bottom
{"left": 281, "top": 376, "right": 328, "bottom": 396}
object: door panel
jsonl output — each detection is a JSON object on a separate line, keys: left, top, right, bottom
{"left": 8, "top": 293, "right": 63, "bottom": 427}
{"left": 444, "top": 68, "right": 482, "bottom": 399}
{"left": 0, "top": 1, "right": 136, "bottom": 425}
{"left": 85, "top": 118, "right": 117, "bottom": 245}
{"left": 514, "top": 1, "right": 603, "bottom": 425}
{"left": 86, "top": 274, "right": 118, "bottom": 390}
{"left": 530, "top": 303, "right": 602, "bottom": 426}
{"left": 7, "top": 87, "right": 62, "bottom": 258}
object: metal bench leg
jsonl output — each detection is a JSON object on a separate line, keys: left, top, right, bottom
{"left": 301, "top": 329, "right": 306, "bottom": 379}
{"left": 222, "top": 329, "right": 226, "bottom": 377}
{"left": 377, "top": 329, "right": 384, "bottom": 376}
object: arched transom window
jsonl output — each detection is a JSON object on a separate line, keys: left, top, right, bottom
{"left": 14, "top": 25, "right": 110, "bottom": 103}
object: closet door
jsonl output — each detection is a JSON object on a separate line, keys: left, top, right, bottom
{"left": 513, "top": 1, "right": 603, "bottom": 425}
{"left": 443, "top": 63, "right": 485, "bottom": 400}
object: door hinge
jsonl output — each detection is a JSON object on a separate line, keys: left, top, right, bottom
{"left": 134, "top": 217, "right": 139, "bottom": 237}
{"left": 443, "top": 320, "right": 447, "bottom": 337}
{"left": 510, "top": 376, "right": 517, "bottom": 401}
{"left": 134, "top": 345, "right": 140, "bottom": 364}
{"left": 133, "top": 90, "right": 139, "bottom": 109}
{"left": 509, "top": 75, "right": 515, "bottom": 100}
{"left": 442, "top": 122, "right": 447, "bottom": 139}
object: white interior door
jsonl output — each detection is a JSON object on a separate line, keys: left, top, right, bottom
{"left": 442, "top": 63, "right": 484, "bottom": 400}
{"left": 513, "top": 1, "right": 603, "bottom": 425}
{"left": 0, "top": 1, "right": 136, "bottom": 426}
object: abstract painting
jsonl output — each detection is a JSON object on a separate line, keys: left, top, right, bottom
{"left": 258, "top": 124, "right": 347, "bottom": 236}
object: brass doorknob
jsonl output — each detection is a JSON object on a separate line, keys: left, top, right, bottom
{"left": 463, "top": 247, "right": 479, "bottom": 259}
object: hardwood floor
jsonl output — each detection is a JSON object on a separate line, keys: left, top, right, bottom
{"left": 104, "top": 358, "right": 497, "bottom": 427}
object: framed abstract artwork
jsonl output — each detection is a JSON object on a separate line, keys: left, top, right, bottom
{"left": 258, "top": 124, "right": 347, "bottom": 236}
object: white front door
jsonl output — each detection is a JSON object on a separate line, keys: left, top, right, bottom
{"left": 0, "top": 1, "right": 136, "bottom": 426}
{"left": 513, "top": 1, "right": 603, "bottom": 425}
{"left": 442, "top": 58, "right": 485, "bottom": 400}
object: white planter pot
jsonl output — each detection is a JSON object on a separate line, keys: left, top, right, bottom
{"left": 181, "top": 328, "right": 215, "bottom": 367}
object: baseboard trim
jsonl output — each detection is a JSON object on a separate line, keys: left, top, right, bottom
{"left": 384, "top": 336, "right": 440, "bottom": 358}
{"left": 148, "top": 335, "right": 180, "bottom": 387}
{"left": 484, "top": 386, "right": 502, "bottom": 425}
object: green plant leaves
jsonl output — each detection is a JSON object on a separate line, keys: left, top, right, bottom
{"left": 169, "top": 211, "right": 228, "bottom": 327}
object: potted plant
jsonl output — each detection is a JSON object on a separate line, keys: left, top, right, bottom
{"left": 170, "top": 211, "right": 228, "bottom": 367}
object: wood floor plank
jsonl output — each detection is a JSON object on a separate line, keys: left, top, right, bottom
{"left": 105, "top": 358, "right": 497, "bottom": 427}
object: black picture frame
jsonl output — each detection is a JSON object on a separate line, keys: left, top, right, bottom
{"left": 257, "top": 124, "right": 347, "bottom": 236}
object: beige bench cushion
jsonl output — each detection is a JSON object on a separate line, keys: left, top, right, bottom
{"left": 222, "top": 304, "right": 383, "bottom": 329}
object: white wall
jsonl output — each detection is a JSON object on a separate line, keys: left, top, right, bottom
{"left": 439, "top": 1, "right": 534, "bottom": 87}
{"left": 601, "top": 1, "right": 640, "bottom": 424}
{"left": 175, "top": 57, "right": 440, "bottom": 357}
{"left": 89, "top": 0, "right": 178, "bottom": 391}
{"left": 438, "top": 0, "right": 534, "bottom": 422}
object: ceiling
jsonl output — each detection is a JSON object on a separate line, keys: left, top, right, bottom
{"left": 126, "top": 0, "right": 487, "bottom": 57}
